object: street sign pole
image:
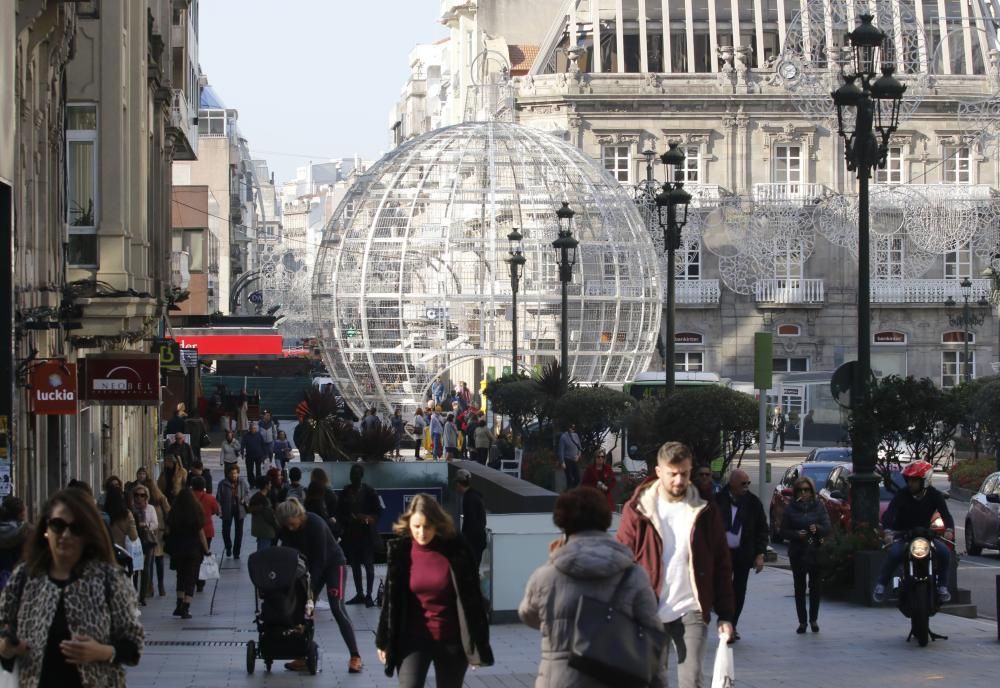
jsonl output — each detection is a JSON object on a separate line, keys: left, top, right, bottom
{"left": 754, "top": 333, "right": 773, "bottom": 491}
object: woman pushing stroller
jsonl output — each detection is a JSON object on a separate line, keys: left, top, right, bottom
{"left": 275, "top": 498, "right": 363, "bottom": 674}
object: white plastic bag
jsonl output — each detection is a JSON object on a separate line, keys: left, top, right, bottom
{"left": 126, "top": 537, "right": 144, "bottom": 572}
{"left": 711, "top": 635, "right": 735, "bottom": 688}
{"left": 199, "top": 554, "right": 220, "bottom": 580}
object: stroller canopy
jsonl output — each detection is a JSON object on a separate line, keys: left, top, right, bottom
{"left": 248, "top": 546, "right": 307, "bottom": 594}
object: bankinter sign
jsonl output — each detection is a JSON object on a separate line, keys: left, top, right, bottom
{"left": 30, "top": 361, "right": 78, "bottom": 415}
{"left": 79, "top": 354, "right": 160, "bottom": 405}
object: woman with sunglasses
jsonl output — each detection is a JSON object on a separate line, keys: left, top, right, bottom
{"left": 0, "top": 488, "right": 144, "bottom": 688}
{"left": 130, "top": 486, "right": 159, "bottom": 605}
{"left": 581, "top": 449, "right": 617, "bottom": 509}
{"left": 779, "top": 476, "right": 831, "bottom": 633}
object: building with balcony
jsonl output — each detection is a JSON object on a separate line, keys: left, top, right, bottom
{"left": 174, "top": 82, "right": 267, "bottom": 314}
{"left": 171, "top": 185, "right": 223, "bottom": 315}
{"left": 391, "top": 1, "right": 1000, "bottom": 428}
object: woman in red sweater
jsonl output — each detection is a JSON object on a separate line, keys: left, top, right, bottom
{"left": 376, "top": 494, "right": 493, "bottom": 687}
{"left": 581, "top": 448, "right": 617, "bottom": 510}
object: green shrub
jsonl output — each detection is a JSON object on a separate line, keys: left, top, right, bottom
{"left": 521, "top": 447, "right": 559, "bottom": 491}
{"left": 948, "top": 456, "right": 995, "bottom": 491}
{"left": 817, "top": 524, "right": 883, "bottom": 588}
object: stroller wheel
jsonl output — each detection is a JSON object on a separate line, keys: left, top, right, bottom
{"left": 306, "top": 641, "right": 319, "bottom": 675}
{"left": 246, "top": 640, "right": 256, "bottom": 674}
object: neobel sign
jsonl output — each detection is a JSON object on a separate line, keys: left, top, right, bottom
{"left": 30, "top": 361, "right": 78, "bottom": 415}
{"left": 79, "top": 354, "right": 160, "bottom": 405}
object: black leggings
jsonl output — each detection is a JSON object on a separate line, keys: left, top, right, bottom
{"left": 397, "top": 642, "right": 468, "bottom": 688}
{"left": 174, "top": 553, "right": 202, "bottom": 598}
{"left": 790, "top": 553, "right": 822, "bottom": 624}
{"left": 314, "top": 564, "right": 360, "bottom": 657}
{"left": 346, "top": 537, "right": 375, "bottom": 598}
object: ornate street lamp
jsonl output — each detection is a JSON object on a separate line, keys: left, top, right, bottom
{"left": 504, "top": 228, "right": 526, "bottom": 377}
{"left": 553, "top": 202, "right": 579, "bottom": 393}
{"left": 830, "top": 13, "right": 906, "bottom": 529}
{"left": 653, "top": 143, "right": 692, "bottom": 396}
{"left": 945, "top": 276, "right": 988, "bottom": 383}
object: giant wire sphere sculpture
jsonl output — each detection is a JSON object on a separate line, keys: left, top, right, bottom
{"left": 312, "top": 120, "right": 663, "bottom": 416}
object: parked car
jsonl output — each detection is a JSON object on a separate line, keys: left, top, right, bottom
{"left": 769, "top": 461, "right": 850, "bottom": 543}
{"left": 805, "top": 446, "right": 852, "bottom": 463}
{"left": 819, "top": 466, "right": 951, "bottom": 548}
{"left": 965, "top": 471, "right": 1000, "bottom": 555}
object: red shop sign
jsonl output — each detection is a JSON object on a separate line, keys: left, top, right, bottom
{"left": 30, "top": 361, "right": 78, "bottom": 415}
{"left": 79, "top": 354, "right": 160, "bottom": 405}
{"left": 171, "top": 335, "right": 283, "bottom": 356}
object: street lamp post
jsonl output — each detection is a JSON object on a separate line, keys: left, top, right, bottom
{"left": 553, "top": 202, "right": 579, "bottom": 394}
{"left": 653, "top": 143, "right": 692, "bottom": 397}
{"left": 830, "top": 14, "right": 906, "bottom": 530}
{"left": 944, "top": 276, "right": 988, "bottom": 383}
{"left": 983, "top": 267, "right": 1000, "bottom": 373}
{"left": 505, "top": 228, "right": 526, "bottom": 377}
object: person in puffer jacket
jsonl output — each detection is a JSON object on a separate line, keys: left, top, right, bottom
{"left": 519, "top": 487, "right": 660, "bottom": 688}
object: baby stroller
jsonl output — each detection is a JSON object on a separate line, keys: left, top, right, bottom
{"left": 246, "top": 546, "right": 319, "bottom": 675}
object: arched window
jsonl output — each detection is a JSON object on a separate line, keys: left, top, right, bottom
{"left": 776, "top": 324, "right": 800, "bottom": 336}
{"left": 942, "top": 331, "right": 974, "bottom": 344}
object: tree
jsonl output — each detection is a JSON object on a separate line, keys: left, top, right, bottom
{"left": 487, "top": 378, "right": 544, "bottom": 440}
{"left": 625, "top": 397, "right": 661, "bottom": 466}
{"left": 851, "top": 375, "right": 916, "bottom": 477}
{"left": 654, "top": 386, "right": 758, "bottom": 475}
{"left": 970, "top": 378, "right": 1000, "bottom": 469}
{"left": 552, "top": 386, "right": 636, "bottom": 456}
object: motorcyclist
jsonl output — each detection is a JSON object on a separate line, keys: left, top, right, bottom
{"left": 872, "top": 461, "right": 954, "bottom": 603}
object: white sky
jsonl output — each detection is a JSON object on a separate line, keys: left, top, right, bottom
{"left": 198, "top": 0, "right": 447, "bottom": 184}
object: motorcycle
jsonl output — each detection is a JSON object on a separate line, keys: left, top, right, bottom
{"left": 890, "top": 527, "right": 948, "bottom": 647}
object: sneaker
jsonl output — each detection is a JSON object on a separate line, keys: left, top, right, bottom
{"left": 348, "top": 656, "right": 363, "bottom": 673}
{"left": 872, "top": 584, "right": 886, "bottom": 603}
{"left": 937, "top": 586, "right": 951, "bottom": 603}
{"left": 315, "top": 599, "right": 330, "bottom": 611}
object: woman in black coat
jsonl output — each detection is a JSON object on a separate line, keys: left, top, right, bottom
{"left": 779, "top": 475, "right": 832, "bottom": 633}
{"left": 375, "top": 494, "right": 493, "bottom": 688}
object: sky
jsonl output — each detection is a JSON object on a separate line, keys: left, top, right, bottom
{"left": 198, "top": 1, "right": 447, "bottom": 184}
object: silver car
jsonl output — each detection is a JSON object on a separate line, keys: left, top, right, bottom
{"left": 965, "top": 471, "right": 1000, "bottom": 555}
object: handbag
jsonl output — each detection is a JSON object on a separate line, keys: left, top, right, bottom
{"left": 199, "top": 555, "right": 220, "bottom": 580}
{"left": 568, "top": 566, "right": 666, "bottom": 688}
{"left": 710, "top": 634, "right": 735, "bottom": 688}
{"left": 200, "top": 432, "right": 211, "bottom": 448}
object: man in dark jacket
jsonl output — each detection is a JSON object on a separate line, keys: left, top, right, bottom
{"left": 277, "top": 499, "right": 363, "bottom": 674}
{"left": 186, "top": 460, "right": 213, "bottom": 495}
{"left": 166, "top": 432, "right": 195, "bottom": 469}
{"left": 617, "top": 441, "right": 734, "bottom": 688}
{"left": 715, "top": 469, "right": 768, "bottom": 642}
{"left": 454, "top": 469, "right": 487, "bottom": 569}
{"left": 338, "top": 463, "right": 382, "bottom": 606}
{"left": 242, "top": 422, "right": 267, "bottom": 483}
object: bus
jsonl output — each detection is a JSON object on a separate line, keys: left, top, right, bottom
{"left": 623, "top": 371, "right": 732, "bottom": 401}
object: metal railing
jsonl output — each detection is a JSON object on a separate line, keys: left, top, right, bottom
{"left": 751, "top": 183, "right": 828, "bottom": 204}
{"left": 676, "top": 279, "right": 721, "bottom": 304}
{"left": 755, "top": 278, "right": 825, "bottom": 304}
{"left": 871, "top": 278, "right": 992, "bottom": 303}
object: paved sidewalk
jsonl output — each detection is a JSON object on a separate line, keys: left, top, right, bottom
{"left": 128, "top": 524, "right": 998, "bottom": 688}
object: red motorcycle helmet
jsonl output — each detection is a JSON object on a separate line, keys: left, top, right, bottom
{"left": 901, "top": 460, "right": 934, "bottom": 490}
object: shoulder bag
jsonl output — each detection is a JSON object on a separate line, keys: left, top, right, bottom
{"left": 568, "top": 566, "right": 666, "bottom": 688}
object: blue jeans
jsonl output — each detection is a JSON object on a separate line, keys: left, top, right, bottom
{"left": 563, "top": 458, "right": 580, "bottom": 488}
{"left": 432, "top": 432, "right": 442, "bottom": 458}
{"left": 877, "top": 538, "right": 951, "bottom": 588}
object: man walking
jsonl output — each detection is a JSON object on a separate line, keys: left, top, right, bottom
{"left": 771, "top": 408, "right": 786, "bottom": 451}
{"left": 454, "top": 469, "right": 487, "bottom": 570}
{"left": 216, "top": 463, "right": 250, "bottom": 559}
{"left": 617, "top": 442, "right": 735, "bottom": 688}
{"left": 243, "top": 421, "right": 267, "bottom": 483}
{"left": 715, "top": 469, "right": 768, "bottom": 642}
{"left": 258, "top": 410, "right": 279, "bottom": 464}
{"left": 557, "top": 424, "right": 582, "bottom": 489}
{"left": 167, "top": 432, "right": 195, "bottom": 469}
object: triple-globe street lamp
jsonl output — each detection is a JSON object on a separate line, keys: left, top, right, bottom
{"left": 944, "top": 276, "right": 989, "bottom": 383}
{"left": 830, "top": 13, "right": 906, "bottom": 530}
{"left": 553, "top": 202, "right": 579, "bottom": 394}
{"left": 504, "top": 228, "right": 526, "bottom": 377}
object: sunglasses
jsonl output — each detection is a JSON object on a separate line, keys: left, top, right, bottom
{"left": 47, "top": 517, "right": 85, "bottom": 536}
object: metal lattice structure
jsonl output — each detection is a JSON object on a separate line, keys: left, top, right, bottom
{"left": 259, "top": 239, "right": 314, "bottom": 340}
{"left": 312, "top": 121, "right": 663, "bottom": 415}
{"left": 777, "top": 0, "right": 930, "bottom": 127}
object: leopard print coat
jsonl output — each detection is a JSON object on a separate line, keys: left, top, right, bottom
{"left": 0, "top": 560, "right": 144, "bottom": 688}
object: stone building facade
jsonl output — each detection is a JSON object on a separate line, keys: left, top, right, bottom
{"left": 394, "top": 1, "right": 1000, "bottom": 443}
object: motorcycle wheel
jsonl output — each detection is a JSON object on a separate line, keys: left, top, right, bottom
{"left": 910, "top": 582, "right": 930, "bottom": 647}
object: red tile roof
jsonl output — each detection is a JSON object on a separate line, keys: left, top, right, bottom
{"left": 509, "top": 44, "right": 540, "bottom": 76}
